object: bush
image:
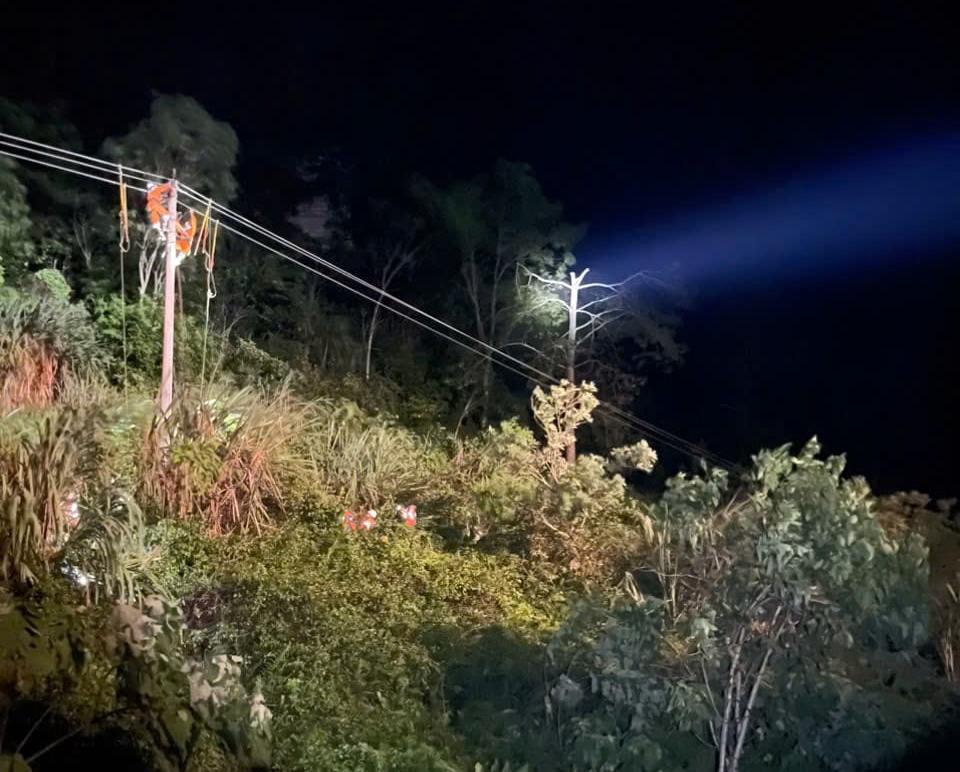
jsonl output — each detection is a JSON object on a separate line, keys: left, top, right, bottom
{"left": 168, "top": 521, "right": 565, "bottom": 771}
{"left": 441, "top": 419, "right": 540, "bottom": 544}
{"left": 437, "top": 383, "right": 656, "bottom": 586}
{"left": 544, "top": 439, "right": 949, "bottom": 772}
{"left": 0, "top": 584, "right": 272, "bottom": 771}
{"left": 0, "top": 292, "right": 100, "bottom": 409}
{"left": 139, "top": 387, "right": 309, "bottom": 536}
{"left": 30, "top": 268, "right": 71, "bottom": 301}
{"left": 90, "top": 295, "right": 210, "bottom": 388}
{"left": 530, "top": 454, "right": 654, "bottom": 584}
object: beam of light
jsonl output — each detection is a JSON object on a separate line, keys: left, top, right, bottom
{"left": 584, "top": 134, "right": 960, "bottom": 288}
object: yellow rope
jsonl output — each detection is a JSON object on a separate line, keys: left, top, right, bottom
{"left": 199, "top": 214, "right": 219, "bottom": 394}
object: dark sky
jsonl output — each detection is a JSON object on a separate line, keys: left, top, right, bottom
{"left": 2, "top": 2, "right": 958, "bottom": 496}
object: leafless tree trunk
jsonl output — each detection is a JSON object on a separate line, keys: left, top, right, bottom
{"left": 365, "top": 243, "right": 419, "bottom": 380}
{"left": 525, "top": 268, "right": 632, "bottom": 462}
{"left": 73, "top": 215, "right": 94, "bottom": 271}
{"left": 708, "top": 606, "right": 784, "bottom": 772}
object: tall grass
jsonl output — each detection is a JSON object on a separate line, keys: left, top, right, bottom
{"left": 63, "top": 489, "right": 157, "bottom": 604}
{"left": 0, "top": 410, "right": 92, "bottom": 584}
{"left": 0, "top": 293, "right": 100, "bottom": 410}
{"left": 301, "top": 400, "right": 437, "bottom": 508}
{"left": 140, "top": 387, "right": 310, "bottom": 536}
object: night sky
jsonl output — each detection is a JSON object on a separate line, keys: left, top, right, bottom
{"left": 2, "top": 2, "right": 958, "bottom": 495}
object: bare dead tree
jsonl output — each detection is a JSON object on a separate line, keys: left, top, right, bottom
{"left": 524, "top": 267, "right": 636, "bottom": 461}
{"left": 364, "top": 241, "right": 420, "bottom": 380}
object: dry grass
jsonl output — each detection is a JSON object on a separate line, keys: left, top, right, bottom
{"left": 0, "top": 337, "right": 60, "bottom": 410}
{"left": 139, "top": 387, "right": 309, "bottom": 536}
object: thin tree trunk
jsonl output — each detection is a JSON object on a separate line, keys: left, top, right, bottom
{"left": 565, "top": 271, "right": 580, "bottom": 463}
{"left": 717, "top": 628, "right": 745, "bottom": 772}
{"left": 730, "top": 647, "right": 772, "bottom": 772}
{"left": 364, "top": 296, "right": 383, "bottom": 380}
{"left": 455, "top": 391, "right": 476, "bottom": 437}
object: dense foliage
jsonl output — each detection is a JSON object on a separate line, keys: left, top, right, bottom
{"left": 1, "top": 95, "right": 957, "bottom": 771}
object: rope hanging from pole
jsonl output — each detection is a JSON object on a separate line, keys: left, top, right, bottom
{"left": 117, "top": 165, "right": 130, "bottom": 393}
{"left": 199, "top": 200, "right": 218, "bottom": 393}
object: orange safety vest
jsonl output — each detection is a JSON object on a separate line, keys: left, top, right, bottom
{"left": 146, "top": 182, "right": 173, "bottom": 226}
{"left": 147, "top": 183, "right": 196, "bottom": 255}
{"left": 176, "top": 211, "right": 197, "bottom": 254}
{"left": 398, "top": 504, "right": 417, "bottom": 528}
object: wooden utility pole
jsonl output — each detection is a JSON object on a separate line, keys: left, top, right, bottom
{"left": 159, "top": 179, "right": 178, "bottom": 416}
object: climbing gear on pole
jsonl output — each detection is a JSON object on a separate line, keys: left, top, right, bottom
{"left": 118, "top": 168, "right": 130, "bottom": 253}
{"left": 117, "top": 165, "right": 130, "bottom": 393}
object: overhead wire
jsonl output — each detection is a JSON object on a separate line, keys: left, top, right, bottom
{"left": 0, "top": 138, "right": 736, "bottom": 468}
{"left": 0, "top": 134, "right": 739, "bottom": 469}
{"left": 0, "top": 131, "right": 163, "bottom": 184}
{"left": 0, "top": 138, "right": 157, "bottom": 188}
{"left": 208, "top": 211, "right": 737, "bottom": 468}
{"left": 0, "top": 147, "right": 149, "bottom": 192}
{"left": 175, "top": 187, "right": 738, "bottom": 468}
{"left": 0, "top": 139, "right": 735, "bottom": 467}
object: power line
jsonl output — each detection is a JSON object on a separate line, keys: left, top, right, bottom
{"left": 0, "top": 138, "right": 155, "bottom": 188}
{"left": 0, "top": 139, "right": 736, "bottom": 468}
{"left": 174, "top": 187, "right": 739, "bottom": 468}
{"left": 0, "top": 147, "right": 148, "bottom": 192}
{"left": 0, "top": 135, "right": 739, "bottom": 470}
{"left": 0, "top": 132, "right": 163, "bottom": 184}
{"left": 0, "top": 139, "right": 735, "bottom": 468}
{"left": 212, "top": 215, "right": 733, "bottom": 466}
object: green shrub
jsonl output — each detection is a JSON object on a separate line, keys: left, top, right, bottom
{"left": 227, "top": 337, "right": 293, "bottom": 390}
{"left": 167, "top": 521, "right": 565, "bottom": 771}
{"left": 90, "top": 295, "right": 210, "bottom": 388}
{"left": 0, "top": 292, "right": 100, "bottom": 408}
{"left": 0, "top": 584, "right": 272, "bottom": 771}
{"left": 30, "top": 268, "right": 71, "bottom": 301}
{"left": 544, "top": 439, "right": 948, "bottom": 772}
{"left": 0, "top": 292, "right": 98, "bottom": 373}
{"left": 441, "top": 419, "right": 540, "bottom": 543}
{"left": 437, "top": 385, "right": 656, "bottom": 585}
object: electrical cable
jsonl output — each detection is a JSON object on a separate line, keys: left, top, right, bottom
{"left": 174, "top": 187, "right": 737, "bottom": 466}
{"left": 0, "top": 136, "right": 739, "bottom": 469}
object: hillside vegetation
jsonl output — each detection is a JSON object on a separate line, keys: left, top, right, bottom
{"left": 1, "top": 96, "right": 958, "bottom": 771}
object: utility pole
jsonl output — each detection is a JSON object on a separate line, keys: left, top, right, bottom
{"left": 159, "top": 179, "right": 178, "bottom": 417}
